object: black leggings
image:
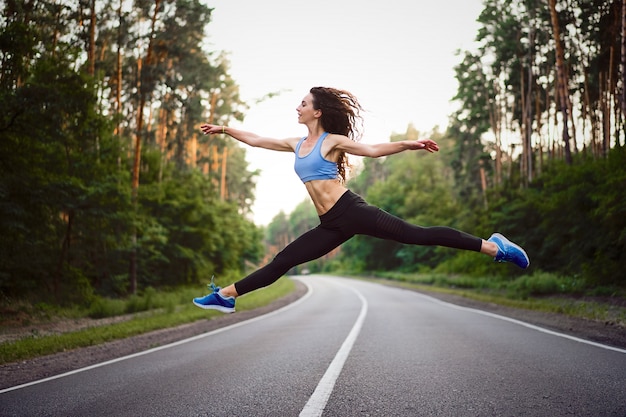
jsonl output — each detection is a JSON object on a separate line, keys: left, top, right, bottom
{"left": 234, "top": 190, "right": 483, "bottom": 295}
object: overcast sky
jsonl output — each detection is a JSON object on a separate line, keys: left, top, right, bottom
{"left": 203, "top": 0, "right": 484, "bottom": 225}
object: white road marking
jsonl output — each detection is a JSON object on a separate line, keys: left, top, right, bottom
{"left": 299, "top": 280, "right": 368, "bottom": 417}
{"left": 411, "top": 290, "right": 626, "bottom": 354}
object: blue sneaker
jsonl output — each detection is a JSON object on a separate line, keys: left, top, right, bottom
{"left": 193, "top": 276, "right": 236, "bottom": 313}
{"left": 488, "top": 233, "right": 530, "bottom": 269}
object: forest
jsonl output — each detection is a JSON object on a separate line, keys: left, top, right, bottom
{"left": 0, "top": 0, "right": 624, "bottom": 309}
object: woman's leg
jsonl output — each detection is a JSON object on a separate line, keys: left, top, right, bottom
{"left": 344, "top": 203, "right": 527, "bottom": 268}
{"left": 232, "top": 225, "right": 349, "bottom": 296}
{"left": 347, "top": 204, "right": 483, "bottom": 251}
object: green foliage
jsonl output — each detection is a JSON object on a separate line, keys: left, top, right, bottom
{"left": 377, "top": 271, "right": 506, "bottom": 291}
{"left": 135, "top": 170, "right": 262, "bottom": 289}
{"left": 0, "top": 52, "right": 125, "bottom": 301}
{"left": 0, "top": 1, "right": 263, "bottom": 308}
{"left": 506, "top": 272, "right": 583, "bottom": 299}
{"left": 333, "top": 129, "right": 625, "bottom": 291}
{"left": 487, "top": 148, "right": 626, "bottom": 286}
{"left": 88, "top": 297, "right": 127, "bottom": 319}
{"left": 375, "top": 270, "right": 587, "bottom": 300}
{"left": 433, "top": 251, "right": 497, "bottom": 277}
{"left": 87, "top": 286, "right": 198, "bottom": 319}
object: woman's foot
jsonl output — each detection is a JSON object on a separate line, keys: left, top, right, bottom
{"left": 488, "top": 233, "right": 530, "bottom": 269}
{"left": 193, "top": 277, "right": 236, "bottom": 313}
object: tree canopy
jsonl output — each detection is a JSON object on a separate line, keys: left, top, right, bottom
{"left": 0, "top": 0, "right": 261, "bottom": 303}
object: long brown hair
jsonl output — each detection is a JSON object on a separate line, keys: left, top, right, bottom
{"left": 310, "top": 87, "right": 363, "bottom": 182}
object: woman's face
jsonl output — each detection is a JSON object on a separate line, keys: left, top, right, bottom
{"left": 296, "top": 93, "right": 320, "bottom": 124}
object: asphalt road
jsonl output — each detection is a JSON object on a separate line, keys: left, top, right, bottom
{"left": 1, "top": 275, "right": 625, "bottom": 416}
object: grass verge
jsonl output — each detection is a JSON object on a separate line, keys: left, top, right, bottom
{"left": 0, "top": 277, "right": 295, "bottom": 365}
{"left": 364, "top": 271, "right": 626, "bottom": 326}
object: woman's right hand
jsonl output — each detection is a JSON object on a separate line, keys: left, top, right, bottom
{"left": 200, "top": 124, "right": 226, "bottom": 135}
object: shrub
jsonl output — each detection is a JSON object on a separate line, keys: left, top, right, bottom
{"left": 88, "top": 297, "right": 126, "bottom": 318}
{"left": 507, "top": 272, "right": 576, "bottom": 299}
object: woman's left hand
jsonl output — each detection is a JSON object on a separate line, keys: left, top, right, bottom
{"left": 412, "top": 139, "right": 439, "bottom": 153}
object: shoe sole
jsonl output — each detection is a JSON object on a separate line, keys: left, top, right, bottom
{"left": 492, "top": 233, "right": 530, "bottom": 269}
{"left": 192, "top": 300, "right": 235, "bottom": 313}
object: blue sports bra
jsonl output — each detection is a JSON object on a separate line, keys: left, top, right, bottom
{"left": 294, "top": 132, "right": 338, "bottom": 183}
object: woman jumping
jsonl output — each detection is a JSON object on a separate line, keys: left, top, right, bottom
{"left": 193, "top": 87, "right": 529, "bottom": 313}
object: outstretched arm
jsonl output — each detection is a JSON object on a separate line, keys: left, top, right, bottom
{"left": 331, "top": 134, "right": 439, "bottom": 158}
{"left": 200, "top": 124, "right": 298, "bottom": 152}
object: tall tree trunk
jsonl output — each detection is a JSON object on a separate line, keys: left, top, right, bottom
{"left": 114, "top": 0, "right": 122, "bottom": 138}
{"left": 87, "top": 0, "right": 96, "bottom": 76}
{"left": 520, "top": 68, "right": 528, "bottom": 184}
{"left": 130, "top": 0, "right": 161, "bottom": 294}
{"left": 50, "top": 4, "right": 60, "bottom": 59}
{"left": 220, "top": 147, "right": 228, "bottom": 200}
{"left": 581, "top": 66, "right": 595, "bottom": 156}
{"left": 157, "top": 104, "right": 168, "bottom": 182}
{"left": 526, "top": 9, "right": 535, "bottom": 184}
{"left": 605, "top": 47, "right": 614, "bottom": 156}
{"left": 622, "top": 0, "right": 626, "bottom": 146}
{"left": 548, "top": 0, "right": 573, "bottom": 164}
{"left": 520, "top": 62, "right": 534, "bottom": 186}
{"left": 536, "top": 90, "right": 543, "bottom": 176}
{"left": 488, "top": 83, "right": 502, "bottom": 187}
{"left": 508, "top": 99, "right": 516, "bottom": 179}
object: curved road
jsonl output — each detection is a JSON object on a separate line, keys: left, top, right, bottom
{"left": 2, "top": 275, "right": 625, "bottom": 416}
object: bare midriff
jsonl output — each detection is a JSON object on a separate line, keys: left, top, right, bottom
{"left": 304, "top": 179, "right": 349, "bottom": 216}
